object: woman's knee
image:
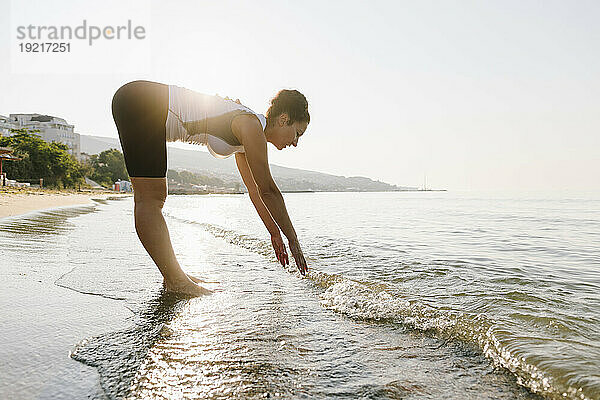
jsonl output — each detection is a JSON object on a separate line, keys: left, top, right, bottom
{"left": 132, "top": 177, "right": 167, "bottom": 207}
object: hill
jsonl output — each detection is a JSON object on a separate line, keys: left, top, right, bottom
{"left": 80, "top": 134, "right": 415, "bottom": 192}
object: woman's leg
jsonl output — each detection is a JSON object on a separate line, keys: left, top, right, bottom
{"left": 131, "top": 177, "right": 212, "bottom": 296}
{"left": 112, "top": 80, "right": 212, "bottom": 296}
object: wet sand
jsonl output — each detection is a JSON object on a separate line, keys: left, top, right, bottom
{"left": 0, "top": 199, "right": 134, "bottom": 399}
{"left": 0, "top": 187, "right": 131, "bottom": 219}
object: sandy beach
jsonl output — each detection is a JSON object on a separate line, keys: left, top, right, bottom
{"left": 0, "top": 187, "right": 132, "bottom": 219}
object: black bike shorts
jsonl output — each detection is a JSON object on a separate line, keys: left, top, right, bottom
{"left": 111, "top": 80, "right": 169, "bottom": 178}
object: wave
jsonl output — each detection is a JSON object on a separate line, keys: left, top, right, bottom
{"left": 312, "top": 271, "right": 596, "bottom": 400}
{"left": 165, "top": 214, "right": 596, "bottom": 400}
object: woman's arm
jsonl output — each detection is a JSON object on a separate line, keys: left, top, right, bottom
{"left": 234, "top": 152, "right": 278, "bottom": 236}
{"left": 235, "top": 117, "right": 297, "bottom": 241}
{"left": 235, "top": 152, "right": 289, "bottom": 267}
{"left": 233, "top": 116, "right": 307, "bottom": 274}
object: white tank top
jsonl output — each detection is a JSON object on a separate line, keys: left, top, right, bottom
{"left": 165, "top": 84, "right": 267, "bottom": 159}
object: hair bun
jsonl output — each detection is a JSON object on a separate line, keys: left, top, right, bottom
{"left": 266, "top": 89, "right": 310, "bottom": 127}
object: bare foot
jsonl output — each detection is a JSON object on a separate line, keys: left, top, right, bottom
{"left": 163, "top": 277, "right": 213, "bottom": 297}
{"left": 186, "top": 274, "right": 220, "bottom": 285}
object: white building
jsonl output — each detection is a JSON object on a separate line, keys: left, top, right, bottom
{"left": 0, "top": 113, "right": 81, "bottom": 159}
{"left": 0, "top": 115, "right": 14, "bottom": 137}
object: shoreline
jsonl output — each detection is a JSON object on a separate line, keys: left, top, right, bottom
{"left": 0, "top": 187, "right": 449, "bottom": 220}
{"left": 0, "top": 187, "right": 132, "bottom": 219}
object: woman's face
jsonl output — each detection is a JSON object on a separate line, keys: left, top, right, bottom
{"left": 271, "top": 113, "right": 308, "bottom": 150}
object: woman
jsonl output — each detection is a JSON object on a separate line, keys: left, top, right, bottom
{"left": 111, "top": 80, "right": 309, "bottom": 296}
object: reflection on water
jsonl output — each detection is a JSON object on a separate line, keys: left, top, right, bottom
{"left": 72, "top": 291, "right": 188, "bottom": 398}
{"left": 0, "top": 206, "right": 96, "bottom": 237}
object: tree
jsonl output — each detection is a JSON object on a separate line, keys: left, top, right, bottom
{"left": 89, "top": 148, "right": 129, "bottom": 187}
{"left": 167, "top": 169, "right": 228, "bottom": 187}
{"left": 0, "top": 128, "right": 86, "bottom": 188}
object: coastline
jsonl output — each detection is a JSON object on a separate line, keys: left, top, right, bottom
{"left": 0, "top": 187, "right": 132, "bottom": 219}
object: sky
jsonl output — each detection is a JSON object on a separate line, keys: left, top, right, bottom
{"left": 1, "top": 0, "right": 599, "bottom": 193}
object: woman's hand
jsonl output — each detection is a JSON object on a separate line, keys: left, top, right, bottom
{"left": 271, "top": 232, "right": 288, "bottom": 267}
{"left": 288, "top": 238, "right": 308, "bottom": 276}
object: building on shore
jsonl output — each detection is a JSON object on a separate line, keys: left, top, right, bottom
{"left": 113, "top": 179, "right": 132, "bottom": 192}
{"left": 0, "top": 113, "right": 81, "bottom": 159}
{"left": 0, "top": 115, "right": 14, "bottom": 137}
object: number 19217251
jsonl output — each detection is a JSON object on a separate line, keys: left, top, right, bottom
{"left": 19, "top": 42, "right": 71, "bottom": 52}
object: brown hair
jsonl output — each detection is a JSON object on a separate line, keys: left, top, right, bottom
{"left": 265, "top": 89, "right": 310, "bottom": 127}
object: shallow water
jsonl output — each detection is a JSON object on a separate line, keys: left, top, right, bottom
{"left": 1, "top": 192, "right": 598, "bottom": 399}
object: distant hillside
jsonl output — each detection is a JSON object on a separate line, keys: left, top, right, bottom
{"left": 80, "top": 135, "right": 122, "bottom": 156}
{"left": 80, "top": 134, "right": 415, "bottom": 192}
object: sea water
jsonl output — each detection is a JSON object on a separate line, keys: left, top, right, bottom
{"left": 0, "top": 192, "right": 598, "bottom": 399}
